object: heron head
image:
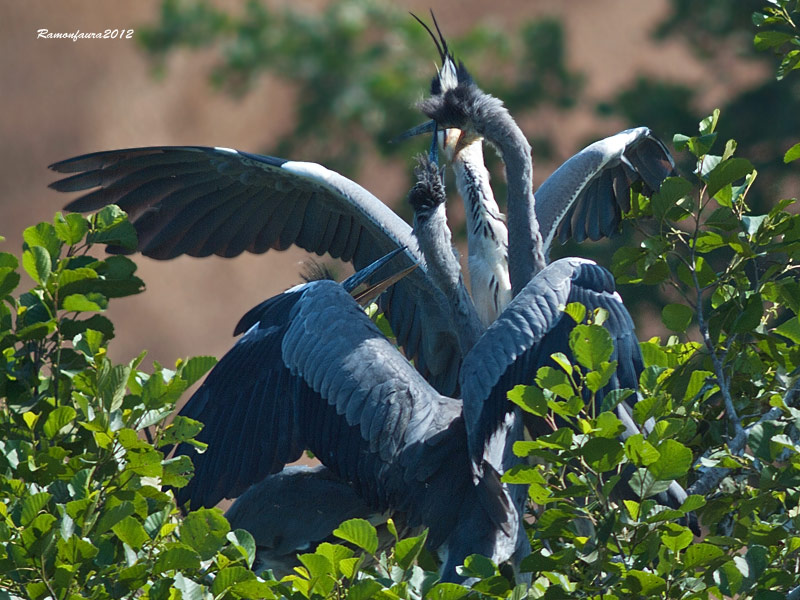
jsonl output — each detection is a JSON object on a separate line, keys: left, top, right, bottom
{"left": 410, "top": 12, "right": 480, "bottom": 134}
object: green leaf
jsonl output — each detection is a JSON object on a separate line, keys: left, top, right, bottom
{"left": 778, "top": 49, "right": 800, "bottom": 80}
{"left": 298, "top": 552, "right": 335, "bottom": 593}
{"left": 684, "top": 543, "right": 725, "bottom": 569}
{"left": 774, "top": 317, "right": 800, "bottom": 343}
{"left": 661, "top": 303, "right": 693, "bottom": 332}
{"left": 394, "top": 529, "right": 428, "bottom": 570}
{"left": 624, "top": 434, "right": 661, "bottom": 467}
{"left": 624, "top": 570, "right": 666, "bottom": 595}
{"left": 660, "top": 523, "right": 693, "bottom": 552}
{"left": 715, "top": 559, "right": 744, "bottom": 596}
{"left": 57, "top": 534, "right": 99, "bottom": 566}
{"left": 112, "top": 516, "right": 150, "bottom": 550}
{"left": 706, "top": 157, "right": 755, "bottom": 199}
{"left": 0, "top": 267, "right": 20, "bottom": 298}
{"left": 60, "top": 314, "right": 115, "bottom": 340}
{"left": 346, "top": 580, "right": 383, "bottom": 600}
{"left": 649, "top": 440, "right": 692, "bottom": 480}
{"left": 536, "top": 367, "right": 574, "bottom": 399}
{"left": 741, "top": 214, "right": 768, "bottom": 236}
{"left": 179, "top": 355, "right": 218, "bottom": 387}
{"left": 95, "top": 501, "right": 136, "bottom": 535}
{"left": 748, "top": 421, "right": 783, "bottom": 461}
{"left": 89, "top": 205, "right": 138, "bottom": 251}
{"left": 425, "top": 582, "right": 470, "bottom": 600}
{"left": 507, "top": 385, "right": 547, "bottom": 417}
{"left": 785, "top": 142, "right": 800, "bottom": 163}
{"left": 569, "top": 324, "right": 613, "bottom": 370}
{"left": 585, "top": 361, "right": 617, "bottom": 393}
{"left": 651, "top": 177, "right": 692, "bottom": 219}
{"left": 159, "top": 416, "right": 204, "bottom": 447}
{"left": 581, "top": 437, "right": 624, "bottom": 472}
{"left": 62, "top": 292, "right": 108, "bottom": 312}
{"left": 180, "top": 508, "right": 230, "bottom": 560}
{"left": 699, "top": 109, "right": 720, "bottom": 135}
{"left": 162, "top": 455, "right": 194, "bottom": 488}
{"left": 550, "top": 352, "right": 573, "bottom": 375}
{"left": 153, "top": 544, "right": 201, "bottom": 573}
{"left": 43, "top": 406, "right": 76, "bottom": 438}
{"left": 629, "top": 468, "right": 673, "bottom": 499}
{"left": 754, "top": 30, "right": 793, "bottom": 50}
{"left": 563, "top": 302, "right": 586, "bottom": 324}
{"left": 461, "top": 553, "right": 497, "bottom": 578}
{"left": 681, "top": 495, "right": 706, "bottom": 512}
{"left": 54, "top": 212, "right": 89, "bottom": 245}
{"left": 23, "top": 222, "right": 62, "bottom": 258}
{"left": 731, "top": 294, "right": 763, "bottom": 333}
{"left": 690, "top": 133, "right": 718, "bottom": 157}
{"left": 333, "top": 518, "right": 378, "bottom": 555}
{"left": 317, "top": 541, "right": 355, "bottom": 573}
{"left": 20, "top": 492, "right": 52, "bottom": 526}
{"left": 99, "top": 363, "right": 130, "bottom": 411}
{"left": 211, "top": 566, "right": 255, "bottom": 596}
{"left": 22, "top": 246, "right": 52, "bottom": 284}
{"left": 593, "top": 412, "right": 625, "bottom": 438}
{"left": 693, "top": 231, "right": 726, "bottom": 253}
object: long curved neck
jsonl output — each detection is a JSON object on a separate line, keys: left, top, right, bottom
{"left": 411, "top": 188, "right": 485, "bottom": 354}
{"left": 470, "top": 96, "right": 547, "bottom": 295}
{"left": 451, "top": 141, "right": 512, "bottom": 324}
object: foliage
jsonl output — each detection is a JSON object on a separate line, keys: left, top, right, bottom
{"left": 497, "top": 111, "right": 800, "bottom": 598}
{"left": 753, "top": 0, "right": 800, "bottom": 79}
{"left": 0, "top": 210, "right": 271, "bottom": 598}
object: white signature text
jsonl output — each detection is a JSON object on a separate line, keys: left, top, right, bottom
{"left": 37, "top": 28, "right": 134, "bottom": 42}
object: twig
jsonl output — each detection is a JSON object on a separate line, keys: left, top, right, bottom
{"left": 687, "top": 378, "right": 800, "bottom": 497}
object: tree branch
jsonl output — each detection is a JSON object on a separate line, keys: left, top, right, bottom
{"left": 687, "top": 377, "right": 800, "bottom": 497}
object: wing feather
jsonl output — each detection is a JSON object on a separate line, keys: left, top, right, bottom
{"left": 51, "top": 146, "right": 463, "bottom": 394}
{"left": 536, "top": 127, "right": 676, "bottom": 253}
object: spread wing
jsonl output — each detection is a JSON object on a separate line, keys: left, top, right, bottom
{"left": 536, "top": 127, "right": 676, "bottom": 253}
{"left": 49, "top": 146, "right": 464, "bottom": 394}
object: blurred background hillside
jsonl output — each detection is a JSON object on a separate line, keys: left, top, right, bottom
{"left": 2, "top": 0, "right": 797, "bottom": 366}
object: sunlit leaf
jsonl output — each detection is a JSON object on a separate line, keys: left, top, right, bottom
{"left": 649, "top": 440, "right": 692, "bottom": 480}
{"left": 333, "top": 518, "right": 378, "bottom": 555}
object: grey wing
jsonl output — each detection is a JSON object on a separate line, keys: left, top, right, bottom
{"left": 536, "top": 127, "right": 676, "bottom": 253}
{"left": 459, "top": 257, "right": 643, "bottom": 464}
{"left": 224, "top": 465, "right": 395, "bottom": 577}
{"left": 175, "top": 279, "right": 515, "bottom": 563}
{"left": 49, "top": 146, "right": 460, "bottom": 394}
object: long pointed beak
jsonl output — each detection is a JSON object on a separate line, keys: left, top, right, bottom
{"left": 342, "top": 247, "right": 418, "bottom": 306}
{"left": 391, "top": 120, "right": 437, "bottom": 144}
{"left": 350, "top": 263, "right": 418, "bottom": 306}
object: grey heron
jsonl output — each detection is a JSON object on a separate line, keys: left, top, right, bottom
{"left": 408, "top": 16, "right": 692, "bottom": 517}
{"left": 408, "top": 14, "right": 675, "bottom": 322}
{"left": 169, "top": 222, "right": 523, "bottom": 580}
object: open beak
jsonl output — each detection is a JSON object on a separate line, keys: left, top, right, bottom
{"left": 392, "top": 119, "right": 438, "bottom": 144}
{"left": 342, "top": 247, "right": 419, "bottom": 306}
